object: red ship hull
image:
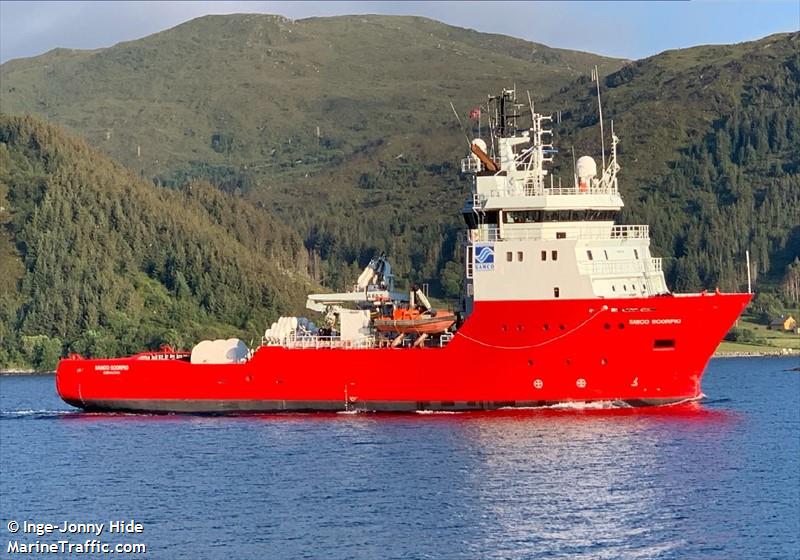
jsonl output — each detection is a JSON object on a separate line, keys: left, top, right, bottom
{"left": 55, "top": 293, "right": 750, "bottom": 413}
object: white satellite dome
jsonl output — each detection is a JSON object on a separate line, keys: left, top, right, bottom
{"left": 576, "top": 156, "right": 598, "bottom": 179}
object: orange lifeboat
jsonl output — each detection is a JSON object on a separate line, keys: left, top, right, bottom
{"left": 373, "top": 309, "right": 456, "bottom": 334}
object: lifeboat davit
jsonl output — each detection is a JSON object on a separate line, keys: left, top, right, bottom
{"left": 373, "top": 309, "right": 456, "bottom": 334}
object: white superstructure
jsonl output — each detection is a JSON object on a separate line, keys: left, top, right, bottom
{"left": 461, "top": 88, "right": 668, "bottom": 313}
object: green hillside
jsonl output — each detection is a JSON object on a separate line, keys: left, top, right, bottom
{"left": 0, "top": 115, "right": 313, "bottom": 369}
{"left": 0, "top": 14, "right": 623, "bottom": 177}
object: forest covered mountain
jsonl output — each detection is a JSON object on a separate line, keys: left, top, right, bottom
{"left": 0, "top": 116, "right": 313, "bottom": 369}
{"left": 1, "top": 15, "right": 798, "bottom": 368}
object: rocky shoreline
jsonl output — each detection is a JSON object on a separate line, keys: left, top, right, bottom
{"left": 713, "top": 348, "right": 797, "bottom": 359}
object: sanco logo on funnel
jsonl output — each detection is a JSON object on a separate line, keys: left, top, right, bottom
{"left": 475, "top": 245, "right": 494, "bottom": 271}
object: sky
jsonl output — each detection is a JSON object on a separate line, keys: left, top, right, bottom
{"left": 1, "top": 1, "right": 798, "bottom": 63}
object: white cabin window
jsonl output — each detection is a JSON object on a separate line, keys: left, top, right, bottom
{"left": 554, "top": 287, "right": 560, "bottom": 298}
{"left": 634, "top": 249, "right": 639, "bottom": 259}
{"left": 517, "top": 251, "right": 524, "bottom": 262}
{"left": 612, "top": 285, "right": 616, "bottom": 292}
{"left": 506, "top": 251, "right": 513, "bottom": 262}
{"left": 541, "top": 251, "right": 547, "bottom": 261}
{"left": 551, "top": 250, "right": 558, "bottom": 261}
{"left": 587, "top": 250, "right": 593, "bottom": 261}
{"left": 604, "top": 250, "right": 609, "bottom": 260}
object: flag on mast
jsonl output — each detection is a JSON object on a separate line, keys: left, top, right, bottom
{"left": 469, "top": 107, "right": 481, "bottom": 120}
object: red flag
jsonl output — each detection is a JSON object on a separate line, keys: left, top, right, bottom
{"left": 469, "top": 107, "right": 481, "bottom": 120}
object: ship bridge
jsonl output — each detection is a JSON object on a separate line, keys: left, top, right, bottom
{"left": 460, "top": 88, "right": 667, "bottom": 313}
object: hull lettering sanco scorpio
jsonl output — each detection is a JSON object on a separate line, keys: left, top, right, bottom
{"left": 56, "top": 88, "right": 750, "bottom": 413}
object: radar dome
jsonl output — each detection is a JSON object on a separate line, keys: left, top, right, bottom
{"left": 576, "top": 156, "right": 597, "bottom": 179}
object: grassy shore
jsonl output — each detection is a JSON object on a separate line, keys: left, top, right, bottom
{"left": 714, "top": 318, "right": 799, "bottom": 357}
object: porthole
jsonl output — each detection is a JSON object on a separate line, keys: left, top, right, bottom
{"left": 543, "top": 324, "right": 550, "bottom": 331}
{"left": 603, "top": 323, "right": 611, "bottom": 330}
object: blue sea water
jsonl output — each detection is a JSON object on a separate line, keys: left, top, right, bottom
{"left": 0, "top": 357, "right": 798, "bottom": 559}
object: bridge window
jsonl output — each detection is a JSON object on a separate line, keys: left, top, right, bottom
{"left": 464, "top": 210, "right": 502, "bottom": 229}
{"left": 504, "top": 210, "right": 542, "bottom": 223}
{"left": 503, "top": 210, "right": 617, "bottom": 223}
{"left": 556, "top": 232, "right": 566, "bottom": 239}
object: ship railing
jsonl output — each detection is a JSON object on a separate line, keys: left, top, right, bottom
{"left": 478, "top": 184, "right": 619, "bottom": 199}
{"left": 471, "top": 193, "right": 487, "bottom": 209}
{"left": 262, "top": 334, "right": 377, "bottom": 350}
{"left": 579, "top": 260, "right": 644, "bottom": 275}
{"left": 577, "top": 257, "right": 663, "bottom": 276}
{"left": 461, "top": 157, "right": 481, "bottom": 174}
{"left": 470, "top": 224, "right": 649, "bottom": 242}
{"left": 650, "top": 257, "right": 663, "bottom": 272}
{"left": 526, "top": 185, "right": 619, "bottom": 197}
{"left": 135, "top": 351, "right": 191, "bottom": 361}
